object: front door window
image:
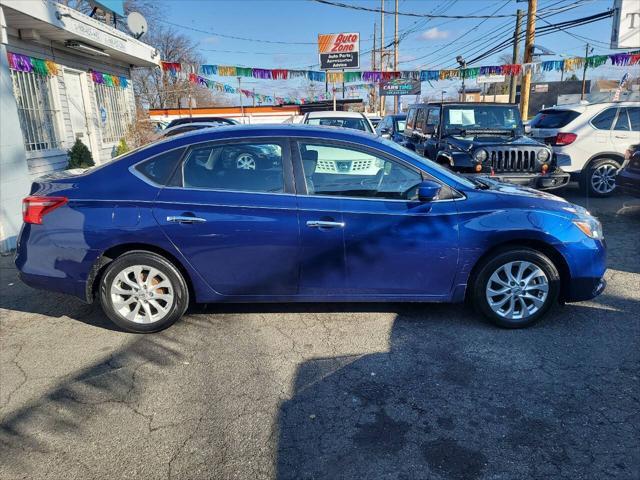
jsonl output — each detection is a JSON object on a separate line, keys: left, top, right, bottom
{"left": 298, "top": 143, "right": 423, "bottom": 200}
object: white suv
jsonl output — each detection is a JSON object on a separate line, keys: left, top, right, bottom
{"left": 529, "top": 101, "right": 639, "bottom": 196}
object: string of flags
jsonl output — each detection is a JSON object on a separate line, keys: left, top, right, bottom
{"left": 162, "top": 51, "right": 640, "bottom": 84}
{"left": 6, "top": 52, "right": 129, "bottom": 88}
{"left": 188, "top": 73, "right": 333, "bottom": 105}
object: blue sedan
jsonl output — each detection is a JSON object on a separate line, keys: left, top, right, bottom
{"left": 16, "top": 125, "right": 606, "bottom": 332}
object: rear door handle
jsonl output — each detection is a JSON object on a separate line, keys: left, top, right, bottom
{"left": 167, "top": 215, "right": 207, "bottom": 224}
{"left": 306, "top": 220, "right": 345, "bottom": 229}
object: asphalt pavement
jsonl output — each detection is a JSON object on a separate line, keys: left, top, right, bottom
{"left": 1, "top": 185, "right": 639, "bottom": 480}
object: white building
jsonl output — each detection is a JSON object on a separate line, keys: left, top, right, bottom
{"left": 0, "top": 0, "right": 158, "bottom": 251}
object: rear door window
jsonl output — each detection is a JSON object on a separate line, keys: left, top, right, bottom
{"left": 415, "top": 108, "right": 426, "bottom": 131}
{"left": 134, "top": 147, "right": 186, "bottom": 185}
{"left": 178, "top": 142, "right": 285, "bottom": 193}
{"left": 613, "top": 109, "right": 631, "bottom": 131}
{"left": 591, "top": 108, "right": 618, "bottom": 130}
{"left": 530, "top": 109, "right": 580, "bottom": 128}
{"left": 406, "top": 109, "right": 417, "bottom": 129}
{"left": 628, "top": 107, "right": 640, "bottom": 131}
{"left": 426, "top": 108, "right": 441, "bottom": 127}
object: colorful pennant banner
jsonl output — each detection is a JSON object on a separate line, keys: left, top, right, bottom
{"left": 162, "top": 51, "right": 640, "bottom": 85}
{"left": 189, "top": 73, "right": 332, "bottom": 104}
{"left": 7, "top": 52, "right": 59, "bottom": 76}
{"left": 89, "top": 70, "right": 129, "bottom": 88}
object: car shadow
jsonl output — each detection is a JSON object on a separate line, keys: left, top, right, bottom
{"left": 275, "top": 296, "right": 640, "bottom": 480}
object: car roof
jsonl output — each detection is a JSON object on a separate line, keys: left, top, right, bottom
{"left": 305, "top": 110, "right": 366, "bottom": 118}
{"left": 540, "top": 101, "right": 637, "bottom": 113}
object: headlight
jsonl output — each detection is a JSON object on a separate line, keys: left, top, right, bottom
{"left": 573, "top": 218, "right": 603, "bottom": 239}
{"left": 473, "top": 149, "right": 488, "bottom": 162}
{"left": 537, "top": 149, "right": 551, "bottom": 162}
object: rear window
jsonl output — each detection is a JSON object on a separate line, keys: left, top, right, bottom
{"left": 134, "top": 148, "right": 186, "bottom": 185}
{"left": 530, "top": 109, "right": 580, "bottom": 128}
{"left": 591, "top": 107, "right": 618, "bottom": 130}
{"left": 306, "top": 117, "right": 371, "bottom": 132}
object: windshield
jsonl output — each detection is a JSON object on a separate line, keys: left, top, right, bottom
{"left": 442, "top": 105, "right": 522, "bottom": 135}
{"left": 396, "top": 120, "right": 406, "bottom": 132}
{"left": 378, "top": 136, "right": 476, "bottom": 189}
{"left": 306, "top": 117, "right": 372, "bottom": 133}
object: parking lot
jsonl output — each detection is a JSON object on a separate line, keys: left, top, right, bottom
{"left": 1, "top": 186, "right": 638, "bottom": 480}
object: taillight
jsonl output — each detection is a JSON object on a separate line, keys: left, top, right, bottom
{"left": 554, "top": 132, "right": 577, "bottom": 146}
{"left": 22, "top": 196, "right": 68, "bottom": 224}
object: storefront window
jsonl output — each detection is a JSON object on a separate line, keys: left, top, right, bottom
{"left": 94, "top": 83, "right": 131, "bottom": 144}
{"left": 10, "top": 70, "right": 61, "bottom": 152}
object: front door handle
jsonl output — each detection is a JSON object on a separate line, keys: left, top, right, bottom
{"left": 167, "top": 215, "right": 207, "bottom": 224}
{"left": 306, "top": 220, "right": 345, "bottom": 229}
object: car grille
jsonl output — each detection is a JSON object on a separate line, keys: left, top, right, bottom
{"left": 488, "top": 149, "right": 539, "bottom": 173}
{"left": 315, "top": 159, "right": 374, "bottom": 173}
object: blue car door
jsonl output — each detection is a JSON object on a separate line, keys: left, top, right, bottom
{"left": 294, "top": 140, "right": 459, "bottom": 298}
{"left": 153, "top": 138, "right": 300, "bottom": 297}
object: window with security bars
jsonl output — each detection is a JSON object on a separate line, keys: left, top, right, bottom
{"left": 94, "top": 82, "right": 131, "bottom": 144}
{"left": 10, "top": 70, "right": 61, "bottom": 152}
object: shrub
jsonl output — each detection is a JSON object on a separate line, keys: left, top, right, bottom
{"left": 67, "top": 139, "right": 94, "bottom": 169}
{"left": 114, "top": 137, "right": 129, "bottom": 157}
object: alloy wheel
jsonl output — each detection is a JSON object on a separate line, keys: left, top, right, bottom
{"left": 591, "top": 164, "right": 618, "bottom": 194}
{"left": 110, "top": 265, "right": 174, "bottom": 324}
{"left": 485, "top": 261, "right": 549, "bottom": 321}
{"left": 236, "top": 153, "right": 256, "bottom": 170}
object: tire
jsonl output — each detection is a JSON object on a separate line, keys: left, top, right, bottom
{"left": 235, "top": 152, "right": 256, "bottom": 170}
{"left": 99, "top": 251, "right": 189, "bottom": 333}
{"left": 580, "top": 158, "right": 621, "bottom": 197}
{"left": 470, "top": 247, "right": 560, "bottom": 329}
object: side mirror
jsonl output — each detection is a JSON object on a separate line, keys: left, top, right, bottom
{"left": 417, "top": 180, "right": 442, "bottom": 202}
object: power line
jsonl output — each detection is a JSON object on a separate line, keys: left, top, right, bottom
{"left": 311, "top": 0, "right": 525, "bottom": 18}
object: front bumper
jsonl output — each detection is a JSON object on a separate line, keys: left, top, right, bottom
{"left": 464, "top": 169, "right": 571, "bottom": 190}
{"left": 565, "top": 277, "right": 606, "bottom": 303}
{"left": 616, "top": 168, "right": 640, "bottom": 198}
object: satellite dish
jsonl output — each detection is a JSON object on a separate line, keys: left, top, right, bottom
{"left": 127, "top": 12, "right": 148, "bottom": 39}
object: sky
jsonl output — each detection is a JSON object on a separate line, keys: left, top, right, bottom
{"left": 152, "top": 0, "right": 638, "bottom": 103}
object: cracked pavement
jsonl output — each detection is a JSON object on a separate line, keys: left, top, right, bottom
{"left": 1, "top": 186, "right": 639, "bottom": 480}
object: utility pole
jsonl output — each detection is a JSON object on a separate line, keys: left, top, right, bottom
{"left": 379, "top": 0, "right": 385, "bottom": 116}
{"left": 519, "top": 0, "right": 537, "bottom": 120}
{"left": 581, "top": 43, "right": 592, "bottom": 100}
{"left": 371, "top": 22, "right": 377, "bottom": 112}
{"left": 509, "top": 9, "right": 524, "bottom": 104}
{"left": 393, "top": 0, "right": 399, "bottom": 113}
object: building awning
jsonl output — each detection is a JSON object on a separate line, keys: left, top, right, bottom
{"left": 1, "top": 0, "right": 158, "bottom": 67}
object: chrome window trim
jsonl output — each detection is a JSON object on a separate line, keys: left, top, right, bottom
{"left": 128, "top": 132, "right": 467, "bottom": 202}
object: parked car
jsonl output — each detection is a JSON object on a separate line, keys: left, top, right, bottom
{"left": 367, "top": 114, "right": 382, "bottom": 128}
{"left": 157, "top": 122, "right": 219, "bottom": 138}
{"left": 165, "top": 116, "right": 239, "bottom": 129}
{"left": 302, "top": 111, "right": 375, "bottom": 134}
{"left": 617, "top": 143, "right": 640, "bottom": 197}
{"left": 16, "top": 125, "right": 606, "bottom": 333}
{"left": 403, "top": 102, "right": 569, "bottom": 190}
{"left": 376, "top": 113, "right": 407, "bottom": 143}
{"left": 528, "top": 102, "right": 640, "bottom": 196}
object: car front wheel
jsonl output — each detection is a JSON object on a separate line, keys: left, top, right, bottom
{"left": 99, "top": 251, "right": 189, "bottom": 333}
{"left": 471, "top": 248, "right": 560, "bottom": 328}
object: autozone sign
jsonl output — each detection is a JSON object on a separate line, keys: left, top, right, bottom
{"left": 318, "top": 32, "right": 360, "bottom": 70}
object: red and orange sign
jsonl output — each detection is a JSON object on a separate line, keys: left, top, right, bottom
{"left": 318, "top": 32, "right": 360, "bottom": 70}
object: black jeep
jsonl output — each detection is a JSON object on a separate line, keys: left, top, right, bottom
{"left": 403, "top": 102, "right": 570, "bottom": 190}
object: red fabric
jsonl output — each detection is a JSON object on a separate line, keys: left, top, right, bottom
{"left": 630, "top": 54, "right": 640, "bottom": 65}
{"left": 381, "top": 71, "right": 400, "bottom": 81}
{"left": 161, "top": 62, "right": 181, "bottom": 72}
{"left": 501, "top": 64, "right": 522, "bottom": 76}
{"left": 271, "top": 69, "right": 289, "bottom": 80}
{"left": 188, "top": 73, "right": 197, "bottom": 83}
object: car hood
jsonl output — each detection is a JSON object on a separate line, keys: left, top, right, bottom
{"left": 477, "top": 178, "right": 582, "bottom": 217}
{"left": 445, "top": 135, "right": 546, "bottom": 151}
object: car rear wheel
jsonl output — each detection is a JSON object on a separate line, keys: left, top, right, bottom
{"left": 236, "top": 152, "right": 256, "bottom": 170}
{"left": 471, "top": 248, "right": 560, "bottom": 328}
{"left": 99, "top": 251, "right": 189, "bottom": 333}
{"left": 581, "top": 158, "right": 620, "bottom": 197}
